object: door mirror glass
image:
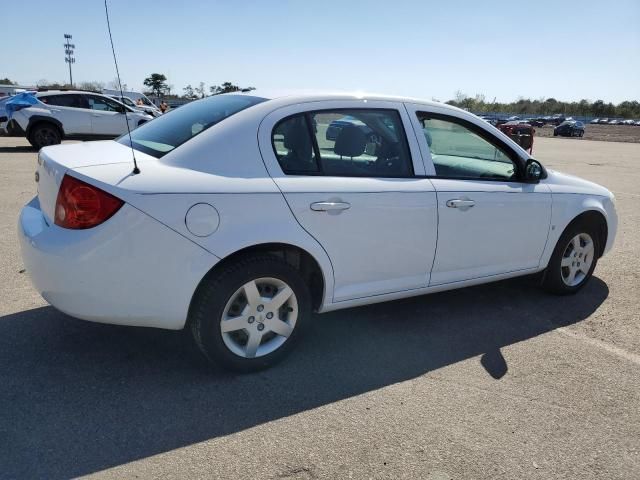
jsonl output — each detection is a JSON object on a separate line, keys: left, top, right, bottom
{"left": 525, "top": 159, "right": 544, "bottom": 183}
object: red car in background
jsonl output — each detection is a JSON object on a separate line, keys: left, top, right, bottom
{"left": 498, "top": 121, "right": 534, "bottom": 154}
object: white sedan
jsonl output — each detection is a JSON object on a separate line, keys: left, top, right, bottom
{"left": 19, "top": 92, "right": 617, "bottom": 371}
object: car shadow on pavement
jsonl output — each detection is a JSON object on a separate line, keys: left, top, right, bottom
{"left": 0, "top": 276, "right": 608, "bottom": 478}
{"left": 0, "top": 146, "right": 34, "bottom": 153}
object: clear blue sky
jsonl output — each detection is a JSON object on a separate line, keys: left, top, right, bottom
{"left": 2, "top": 0, "right": 638, "bottom": 103}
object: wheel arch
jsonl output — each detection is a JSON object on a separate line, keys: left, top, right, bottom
{"left": 558, "top": 209, "right": 608, "bottom": 258}
{"left": 26, "top": 115, "right": 64, "bottom": 138}
{"left": 190, "top": 242, "right": 328, "bottom": 317}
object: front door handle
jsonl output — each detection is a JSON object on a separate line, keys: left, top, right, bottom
{"left": 446, "top": 198, "right": 475, "bottom": 210}
{"left": 310, "top": 201, "right": 351, "bottom": 212}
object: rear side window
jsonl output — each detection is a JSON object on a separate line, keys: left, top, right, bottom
{"left": 40, "top": 94, "right": 87, "bottom": 109}
{"left": 272, "top": 109, "right": 413, "bottom": 177}
{"left": 117, "top": 94, "right": 267, "bottom": 158}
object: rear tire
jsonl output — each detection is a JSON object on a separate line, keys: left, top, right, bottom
{"left": 542, "top": 221, "right": 599, "bottom": 295}
{"left": 189, "top": 255, "right": 311, "bottom": 372}
{"left": 28, "top": 123, "right": 62, "bottom": 149}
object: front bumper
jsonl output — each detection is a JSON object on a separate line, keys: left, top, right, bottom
{"left": 18, "top": 197, "right": 217, "bottom": 329}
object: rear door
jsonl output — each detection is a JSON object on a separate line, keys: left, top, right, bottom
{"left": 84, "top": 94, "right": 131, "bottom": 136}
{"left": 259, "top": 100, "right": 438, "bottom": 303}
{"left": 39, "top": 94, "right": 92, "bottom": 135}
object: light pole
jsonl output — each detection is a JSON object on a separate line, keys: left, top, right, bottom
{"left": 63, "top": 34, "right": 76, "bottom": 86}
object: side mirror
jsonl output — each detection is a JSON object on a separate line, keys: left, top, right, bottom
{"left": 524, "top": 158, "right": 544, "bottom": 183}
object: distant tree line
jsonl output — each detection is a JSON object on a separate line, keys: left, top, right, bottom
{"left": 446, "top": 91, "right": 640, "bottom": 119}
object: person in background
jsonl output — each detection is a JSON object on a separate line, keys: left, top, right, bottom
{"left": 160, "top": 101, "right": 168, "bottom": 114}
{"left": 136, "top": 98, "right": 144, "bottom": 106}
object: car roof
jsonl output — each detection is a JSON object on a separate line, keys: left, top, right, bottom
{"left": 37, "top": 90, "right": 104, "bottom": 97}
{"left": 235, "top": 89, "right": 457, "bottom": 111}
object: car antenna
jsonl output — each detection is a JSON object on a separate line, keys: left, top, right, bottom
{"left": 104, "top": 0, "right": 140, "bottom": 174}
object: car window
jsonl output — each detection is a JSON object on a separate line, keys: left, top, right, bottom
{"left": 86, "top": 95, "right": 122, "bottom": 112}
{"left": 418, "top": 113, "right": 517, "bottom": 181}
{"left": 273, "top": 109, "right": 413, "bottom": 177}
{"left": 272, "top": 115, "right": 320, "bottom": 174}
{"left": 40, "top": 94, "right": 87, "bottom": 109}
{"left": 117, "top": 94, "right": 267, "bottom": 158}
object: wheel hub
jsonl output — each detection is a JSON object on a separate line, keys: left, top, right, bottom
{"left": 220, "top": 277, "right": 298, "bottom": 358}
{"left": 560, "top": 233, "right": 595, "bottom": 287}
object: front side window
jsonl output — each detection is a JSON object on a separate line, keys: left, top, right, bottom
{"left": 86, "top": 95, "right": 122, "bottom": 112}
{"left": 117, "top": 94, "right": 267, "bottom": 158}
{"left": 273, "top": 109, "right": 413, "bottom": 177}
{"left": 418, "top": 113, "right": 518, "bottom": 180}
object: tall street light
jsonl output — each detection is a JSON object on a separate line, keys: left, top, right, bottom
{"left": 64, "top": 34, "right": 76, "bottom": 86}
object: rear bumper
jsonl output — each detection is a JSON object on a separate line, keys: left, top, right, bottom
{"left": 18, "top": 197, "right": 218, "bottom": 329}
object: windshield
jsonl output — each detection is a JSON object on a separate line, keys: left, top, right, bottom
{"left": 117, "top": 94, "right": 267, "bottom": 158}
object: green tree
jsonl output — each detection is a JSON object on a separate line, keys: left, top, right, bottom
{"left": 209, "top": 82, "right": 254, "bottom": 95}
{"left": 143, "top": 73, "right": 168, "bottom": 96}
{"left": 182, "top": 84, "right": 196, "bottom": 99}
{"left": 0, "top": 77, "right": 15, "bottom": 85}
{"left": 195, "top": 82, "right": 206, "bottom": 99}
{"left": 77, "top": 81, "right": 105, "bottom": 92}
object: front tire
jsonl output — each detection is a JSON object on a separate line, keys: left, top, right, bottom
{"left": 543, "top": 221, "right": 599, "bottom": 295}
{"left": 189, "top": 255, "right": 311, "bottom": 372}
{"left": 28, "top": 123, "right": 62, "bottom": 149}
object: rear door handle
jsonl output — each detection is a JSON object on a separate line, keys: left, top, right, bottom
{"left": 310, "top": 201, "right": 351, "bottom": 212}
{"left": 446, "top": 199, "right": 475, "bottom": 210}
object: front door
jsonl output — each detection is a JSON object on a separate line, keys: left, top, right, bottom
{"left": 259, "top": 101, "right": 438, "bottom": 302}
{"left": 413, "top": 110, "right": 552, "bottom": 285}
{"left": 84, "top": 94, "right": 130, "bottom": 136}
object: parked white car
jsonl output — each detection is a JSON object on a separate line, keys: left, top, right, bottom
{"left": 106, "top": 94, "right": 161, "bottom": 117}
{"left": 19, "top": 92, "right": 617, "bottom": 371}
{"left": 10, "top": 90, "right": 153, "bottom": 149}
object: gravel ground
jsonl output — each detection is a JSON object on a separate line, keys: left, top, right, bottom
{"left": 0, "top": 137, "right": 638, "bottom": 479}
{"left": 535, "top": 124, "right": 640, "bottom": 143}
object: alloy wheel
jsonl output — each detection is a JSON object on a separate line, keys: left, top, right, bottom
{"left": 34, "top": 127, "right": 58, "bottom": 147}
{"left": 220, "top": 277, "right": 298, "bottom": 358}
{"left": 561, "top": 233, "right": 594, "bottom": 287}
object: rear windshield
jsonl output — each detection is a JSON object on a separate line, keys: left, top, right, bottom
{"left": 117, "top": 94, "right": 267, "bottom": 158}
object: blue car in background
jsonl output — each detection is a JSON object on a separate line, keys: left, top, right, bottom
{"left": 325, "top": 115, "right": 373, "bottom": 141}
{"left": 0, "top": 96, "right": 13, "bottom": 133}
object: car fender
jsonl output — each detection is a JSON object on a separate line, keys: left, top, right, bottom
{"left": 122, "top": 191, "right": 336, "bottom": 310}
{"left": 26, "top": 114, "right": 64, "bottom": 137}
{"left": 539, "top": 193, "right": 616, "bottom": 267}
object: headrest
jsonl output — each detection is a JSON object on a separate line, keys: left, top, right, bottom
{"left": 334, "top": 125, "right": 366, "bottom": 157}
{"left": 284, "top": 121, "right": 312, "bottom": 160}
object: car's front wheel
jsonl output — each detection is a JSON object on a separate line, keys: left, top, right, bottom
{"left": 189, "top": 255, "right": 311, "bottom": 372}
{"left": 543, "top": 222, "right": 599, "bottom": 294}
{"left": 28, "top": 123, "right": 62, "bottom": 149}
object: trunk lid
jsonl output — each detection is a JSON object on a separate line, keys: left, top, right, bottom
{"left": 36, "top": 141, "right": 154, "bottom": 223}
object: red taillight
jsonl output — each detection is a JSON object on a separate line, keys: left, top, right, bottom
{"left": 54, "top": 174, "right": 124, "bottom": 229}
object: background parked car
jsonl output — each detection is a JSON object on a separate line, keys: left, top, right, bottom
{"left": 590, "top": 118, "right": 600, "bottom": 124}
{"left": 554, "top": 120, "right": 585, "bottom": 137}
{"left": 326, "top": 115, "right": 374, "bottom": 141}
{"left": 107, "top": 94, "right": 161, "bottom": 117}
{"left": 7, "top": 90, "right": 152, "bottom": 149}
{"left": 598, "top": 118, "right": 610, "bottom": 124}
{"left": 498, "top": 121, "right": 534, "bottom": 152}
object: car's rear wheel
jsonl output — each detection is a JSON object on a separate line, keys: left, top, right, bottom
{"left": 189, "top": 255, "right": 311, "bottom": 372}
{"left": 542, "top": 221, "right": 599, "bottom": 294}
{"left": 28, "top": 123, "right": 62, "bottom": 149}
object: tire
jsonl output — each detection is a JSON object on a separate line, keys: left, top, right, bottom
{"left": 542, "top": 220, "right": 599, "bottom": 295}
{"left": 189, "top": 255, "right": 312, "bottom": 372}
{"left": 28, "top": 123, "right": 62, "bottom": 149}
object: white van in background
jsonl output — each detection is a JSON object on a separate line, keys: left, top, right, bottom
{"left": 102, "top": 89, "right": 162, "bottom": 116}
